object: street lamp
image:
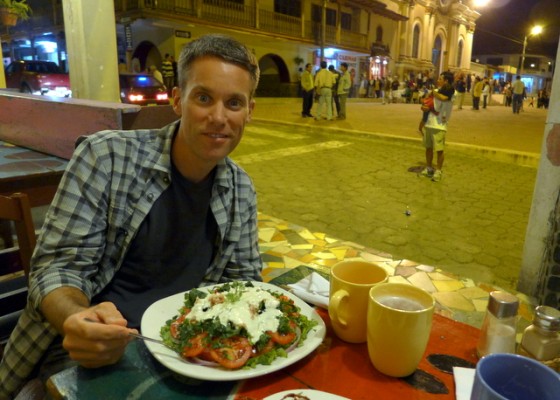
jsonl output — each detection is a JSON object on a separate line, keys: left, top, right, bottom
{"left": 520, "top": 25, "right": 543, "bottom": 75}
{"left": 472, "top": 0, "right": 491, "bottom": 7}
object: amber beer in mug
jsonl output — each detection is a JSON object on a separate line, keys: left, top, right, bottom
{"left": 367, "top": 283, "right": 435, "bottom": 377}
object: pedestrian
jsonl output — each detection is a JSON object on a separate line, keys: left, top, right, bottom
{"left": 300, "top": 63, "right": 314, "bottom": 118}
{"left": 337, "top": 62, "right": 352, "bottom": 120}
{"left": 118, "top": 58, "right": 127, "bottom": 73}
{"left": 374, "top": 78, "right": 381, "bottom": 98}
{"left": 504, "top": 82, "right": 512, "bottom": 107}
{"left": 328, "top": 65, "right": 341, "bottom": 117}
{"left": 482, "top": 77, "right": 490, "bottom": 109}
{"left": 149, "top": 64, "right": 164, "bottom": 85}
{"left": 161, "top": 53, "right": 175, "bottom": 96}
{"left": 381, "top": 77, "right": 389, "bottom": 104}
{"left": 358, "top": 73, "right": 368, "bottom": 97}
{"left": 0, "top": 33, "right": 263, "bottom": 400}
{"left": 454, "top": 73, "right": 466, "bottom": 110}
{"left": 390, "top": 77, "right": 400, "bottom": 103}
{"left": 418, "top": 72, "right": 454, "bottom": 182}
{"left": 314, "top": 61, "right": 335, "bottom": 121}
{"left": 171, "top": 55, "right": 178, "bottom": 87}
{"left": 472, "top": 76, "right": 483, "bottom": 110}
{"left": 512, "top": 75, "right": 525, "bottom": 114}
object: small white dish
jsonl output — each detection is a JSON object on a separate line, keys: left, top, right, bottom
{"left": 263, "top": 389, "right": 350, "bottom": 400}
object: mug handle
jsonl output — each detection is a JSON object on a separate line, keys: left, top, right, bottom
{"left": 330, "top": 289, "right": 349, "bottom": 326}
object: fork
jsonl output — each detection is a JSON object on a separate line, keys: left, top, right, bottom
{"left": 83, "top": 318, "right": 167, "bottom": 346}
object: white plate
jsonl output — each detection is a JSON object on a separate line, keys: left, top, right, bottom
{"left": 263, "top": 389, "right": 350, "bottom": 400}
{"left": 140, "top": 281, "right": 326, "bottom": 381}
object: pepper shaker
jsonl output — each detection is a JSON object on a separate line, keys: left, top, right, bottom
{"left": 477, "top": 291, "right": 519, "bottom": 358}
{"left": 520, "top": 305, "right": 560, "bottom": 361}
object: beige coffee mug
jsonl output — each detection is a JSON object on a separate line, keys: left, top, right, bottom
{"left": 367, "top": 283, "right": 435, "bottom": 377}
{"left": 328, "top": 261, "right": 388, "bottom": 343}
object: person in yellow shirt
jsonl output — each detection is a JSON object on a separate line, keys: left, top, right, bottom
{"left": 300, "top": 63, "right": 315, "bottom": 118}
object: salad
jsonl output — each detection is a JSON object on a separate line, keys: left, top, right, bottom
{"left": 160, "top": 281, "right": 318, "bottom": 370}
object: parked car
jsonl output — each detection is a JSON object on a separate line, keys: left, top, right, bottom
{"left": 4, "top": 60, "right": 71, "bottom": 97}
{"left": 119, "top": 73, "right": 169, "bottom": 106}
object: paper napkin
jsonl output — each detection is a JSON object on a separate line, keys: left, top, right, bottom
{"left": 287, "top": 272, "right": 330, "bottom": 309}
{"left": 453, "top": 366, "right": 475, "bottom": 400}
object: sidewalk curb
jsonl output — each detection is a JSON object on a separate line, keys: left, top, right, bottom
{"left": 252, "top": 118, "right": 540, "bottom": 168}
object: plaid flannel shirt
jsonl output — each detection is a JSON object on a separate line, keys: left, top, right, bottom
{"left": 0, "top": 120, "right": 262, "bottom": 399}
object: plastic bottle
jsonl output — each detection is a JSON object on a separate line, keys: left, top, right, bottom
{"left": 477, "top": 291, "right": 519, "bottom": 358}
{"left": 519, "top": 305, "right": 560, "bottom": 361}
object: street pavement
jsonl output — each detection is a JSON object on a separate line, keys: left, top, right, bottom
{"left": 231, "top": 97, "right": 548, "bottom": 292}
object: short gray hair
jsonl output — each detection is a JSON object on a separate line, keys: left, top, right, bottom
{"left": 177, "top": 34, "right": 260, "bottom": 97}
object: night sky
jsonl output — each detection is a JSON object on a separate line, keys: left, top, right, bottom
{"left": 472, "top": 0, "right": 560, "bottom": 58}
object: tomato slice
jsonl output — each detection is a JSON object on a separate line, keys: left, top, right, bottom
{"left": 170, "top": 314, "right": 186, "bottom": 339}
{"left": 181, "top": 332, "right": 208, "bottom": 358}
{"left": 251, "top": 338, "right": 274, "bottom": 358}
{"left": 268, "top": 321, "right": 297, "bottom": 346}
{"left": 209, "top": 336, "right": 252, "bottom": 369}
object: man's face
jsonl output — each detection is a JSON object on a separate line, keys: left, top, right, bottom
{"left": 306, "top": 64, "right": 312, "bottom": 72}
{"left": 172, "top": 56, "right": 255, "bottom": 175}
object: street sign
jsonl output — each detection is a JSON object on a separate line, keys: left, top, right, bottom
{"left": 124, "top": 24, "right": 133, "bottom": 51}
{"left": 175, "top": 30, "right": 191, "bottom": 38}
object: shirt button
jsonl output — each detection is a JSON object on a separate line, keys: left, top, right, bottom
{"left": 147, "top": 193, "right": 154, "bottom": 202}
{"left": 163, "top": 176, "right": 170, "bottom": 184}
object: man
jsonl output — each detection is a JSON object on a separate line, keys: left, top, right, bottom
{"left": 419, "top": 72, "right": 454, "bottom": 182}
{"left": 390, "top": 77, "right": 400, "bottom": 103}
{"left": 512, "top": 75, "right": 525, "bottom": 114}
{"left": 161, "top": 53, "right": 175, "bottom": 96}
{"left": 481, "top": 77, "right": 490, "bottom": 109}
{"left": 314, "top": 61, "right": 335, "bottom": 121}
{"left": 336, "top": 62, "right": 351, "bottom": 120}
{"left": 472, "top": 76, "right": 483, "bottom": 110}
{"left": 328, "top": 65, "right": 340, "bottom": 117}
{"left": 454, "top": 73, "right": 466, "bottom": 110}
{"left": 300, "top": 63, "right": 314, "bottom": 118}
{"left": 0, "top": 34, "right": 263, "bottom": 399}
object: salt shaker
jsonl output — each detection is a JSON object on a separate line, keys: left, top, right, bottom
{"left": 477, "top": 291, "right": 519, "bottom": 357}
{"left": 519, "top": 305, "right": 560, "bottom": 361}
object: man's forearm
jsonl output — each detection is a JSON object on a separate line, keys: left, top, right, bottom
{"left": 41, "top": 286, "right": 90, "bottom": 335}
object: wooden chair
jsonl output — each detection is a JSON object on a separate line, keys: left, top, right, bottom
{"left": 0, "top": 192, "right": 36, "bottom": 278}
{"left": 0, "top": 192, "right": 36, "bottom": 353}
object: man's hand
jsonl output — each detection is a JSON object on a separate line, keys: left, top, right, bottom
{"left": 61, "top": 302, "right": 137, "bottom": 368}
{"left": 42, "top": 288, "right": 137, "bottom": 368}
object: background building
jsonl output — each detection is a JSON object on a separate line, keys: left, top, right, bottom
{"left": 2, "top": 0, "right": 483, "bottom": 96}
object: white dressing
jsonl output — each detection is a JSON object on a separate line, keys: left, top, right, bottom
{"left": 188, "top": 286, "right": 282, "bottom": 342}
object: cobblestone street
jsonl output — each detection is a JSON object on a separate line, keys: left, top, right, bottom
{"left": 231, "top": 98, "right": 546, "bottom": 292}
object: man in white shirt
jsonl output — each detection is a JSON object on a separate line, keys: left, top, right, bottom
{"left": 337, "top": 63, "right": 352, "bottom": 120}
{"left": 512, "top": 75, "right": 525, "bottom": 114}
{"left": 314, "top": 61, "right": 335, "bottom": 121}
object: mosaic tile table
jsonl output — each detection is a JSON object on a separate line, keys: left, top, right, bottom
{"left": 257, "top": 213, "right": 537, "bottom": 337}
